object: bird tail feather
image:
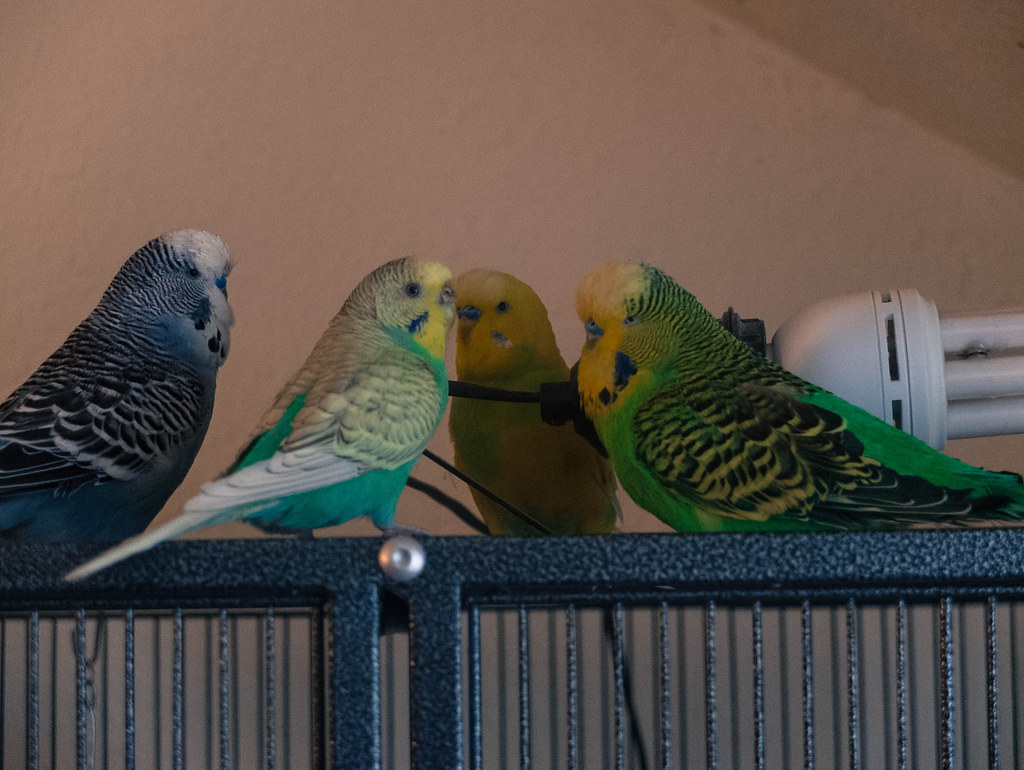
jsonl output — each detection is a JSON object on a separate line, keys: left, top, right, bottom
{"left": 63, "top": 505, "right": 239, "bottom": 582}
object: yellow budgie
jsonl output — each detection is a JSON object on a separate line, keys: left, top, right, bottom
{"left": 449, "top": 269, "right": 619, "bottom": 535}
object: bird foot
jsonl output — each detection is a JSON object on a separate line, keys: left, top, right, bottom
{"left": 380, "top": 522, "right": 432, "bottom": 539}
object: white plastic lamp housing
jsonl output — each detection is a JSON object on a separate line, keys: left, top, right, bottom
{"left": 770, "top": 289, "right": 1024, "bottom": 449}
{"left": 771, "top": 289, "right": 948, "bottom": 448}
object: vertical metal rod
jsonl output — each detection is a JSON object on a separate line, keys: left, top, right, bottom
{"left": 266, "top": 607, "right": 277, "bottom": 770}
{"left": 801, "top": 600, "right": 814, "bottom": 770}
{"left": 939, "top": 596, "right": 955, "bottom": 770}
{"left": 547, "top": 611, "right": 559, "bottom": 770}
{"left": 848, "top": 598, "right": 860, "bottom": 770}
{"left": 519, "top": 604, "right": 531, "bottom": 770}
{"left": 727, "top": 608, "right": 740, "bottom": 769}
{"left": 125, "top": 610, "right": 135, "bottom": 770}
{"left": 382, "top": 629, "right": 394, "bottom": 770}
{"left": 659, "top": 603, "right": 671, "bottom": 770}
{"left": 173, "top": 608, "right": 184, "bottom": 770}
{"left": 879, "top": 606, "right": 893, "bottom": 770}
{"left": 408, "top": 581, "right": 463, "bottom": 769}
{"left": 29, "top": 611, "right": 39, "bottom": 770}
{"left": 230, "top": 615, "right": 241, "bottom": 767}
{"left": 0, "top": 618, "right": 5, "bottom": 765}
{"left": 677, "top": 609, "right": 689, "bottom": 763}
{"left": 753, "top": 601, "right": 765, "bottom": 770}
{"left": 896, "top": 600, "right": 908, "bottom": 770}
{"left": 75, "top": 610, "right": 87, "bottom": 770}
{"left": 100, "top": 616, "right": 109, "bottom": 770}
{"left": 50, "top": 617, "right": 58, "bottom": 770}
{"left": 497, "top": 611, "right": 509, "bottom": 769}
{"left": 986, "top": 596, "right": 999, "bottom": 770}
{"left": 256, "top": 615, "right": 266, "bottom": 770}
{"left": 328, "top": 584, "right": 382, "bottom": 770}
{"left": 204, "top": 617, "right": 213, "bottom": 770}
{"left": 219, "top": 609, "right": 230, "bottom": 770}
{"left": 282, "top": 618, "right": 291, "bottom": 770}
{"left": 309, "top": 605, "right": 325, "bottom": 770}
{"left": 1013, "top": 603, "right": 1022, "bottom": 768}
{"left": 153, "top": 616, "right": 162, "bottom": 770}
{"left": 566, "top": 605, "right": 578, "bottom": 770}
{"left": 705, "top": 600, "right": 717, "bottom": 770}
{"left": 957, "top": 604, "right": 971, "bottom": 765}
{"left": 778, "top": 608, "right": 792, "bottom": 770}
{"left": 611, "top": 604, "right": 625, "bottom": 770}
{"left": 829, "top": 609, "right": 841, "bottom": 770}
{"left": 468, "top": 604, "right": 482, "bottom": 770}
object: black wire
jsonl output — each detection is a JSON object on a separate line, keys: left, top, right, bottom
{"left": 448, "top": 381, "right": 542, "bottom": 403}
{"left": 405, "top": 476, "right": 489, "bottom": 535}
{"left": 603, "top": 608, "right": 651, "bottom": 770}
{"left": 420, "top": 449, "right": 555, "bottom": 536}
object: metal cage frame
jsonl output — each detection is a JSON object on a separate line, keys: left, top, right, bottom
{"left": 3, "top": 528, "right": 1024, "bottom": 768}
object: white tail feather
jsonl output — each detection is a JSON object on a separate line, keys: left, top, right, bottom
{"left": 64, "top": 506, "right": 235, "bottom": 581}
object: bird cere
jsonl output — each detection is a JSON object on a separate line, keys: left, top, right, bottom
{"left": 0, "top": 239, "right": 1010, "bottom": 580}
{"left": 0, "top": 230, "right": 234, "bottom": 541}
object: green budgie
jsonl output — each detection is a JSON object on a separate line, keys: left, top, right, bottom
{"left": 67, "top": 256, "right": 454, "bottom": 579}
{"left": 574, "top": 260, "right": 1024, "bottom": 533}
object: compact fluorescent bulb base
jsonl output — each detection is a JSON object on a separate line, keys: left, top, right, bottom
{"left": 770, "top": 289, "right": 1024, "bottom": 449}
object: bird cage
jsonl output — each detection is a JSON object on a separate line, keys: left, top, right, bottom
{"left": 2, "top": 530, "right": 1024, "bottom": 768}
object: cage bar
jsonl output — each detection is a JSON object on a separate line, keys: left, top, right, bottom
{"left": 2, "top": 532, "right": 1024, "bottom": 768}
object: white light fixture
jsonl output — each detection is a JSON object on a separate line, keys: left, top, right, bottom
{"left": 768, "top": 290, "right": 1024, "bottom": 449}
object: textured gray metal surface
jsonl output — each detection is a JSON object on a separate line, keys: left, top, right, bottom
{"left": 2, "top": 530, "right": 1024, "bottom": 767}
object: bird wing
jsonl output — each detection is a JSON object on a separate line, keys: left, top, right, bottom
{"left": 632, "top": 379, "right": 882, "bottom": 521}
{"left": 0, "top": 360, "right": 207, "bottom": 498}
{"left": 190, "top": 344, "right": 444, "bottom": 510}
{"left": 633, "top": 377, "right": 1016, "bottom": 526}
{"left": 282, "top": 345, "right": 445, "bottom": 472}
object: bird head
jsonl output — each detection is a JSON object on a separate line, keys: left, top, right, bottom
{"left": 359, "top": 257, "right": 455, "bottom": 360}
{"left": 105, "top": 229, "right": 236, "bottom": 368}
{"left": 575, "top": 260, "right": 715, "bottom": 418}
{"left": 453, "top": 269, "right": 566, "bottom": 383}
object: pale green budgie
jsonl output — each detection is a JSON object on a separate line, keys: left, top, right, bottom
{"left": 67, "top": 256, "right": 454, "bottom": 579}
{"left": 575, "top": 260, "right": 1024, "bottom": 533}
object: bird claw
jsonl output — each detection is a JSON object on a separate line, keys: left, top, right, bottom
{"left": 380, "top": 522, "right": 432, "bottom": 539}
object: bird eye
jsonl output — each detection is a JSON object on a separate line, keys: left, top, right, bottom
{"left": 404, "top": 282, "right": 422, "bottom": 298}
{"left": 495, "top": 301, "right": 510, "bottom": 314}
{"left": 623, "top": 315, "right": 640, "bottom": 326}
{"left": 188, "top": 267, "right": 200, "bottom": 277}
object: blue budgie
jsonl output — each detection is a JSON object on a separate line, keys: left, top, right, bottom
{"left": 0, "top": 230, "right": 234, "bottom": 541}
{"left": 66, "top": 256, "right": 454, "bottom": 580}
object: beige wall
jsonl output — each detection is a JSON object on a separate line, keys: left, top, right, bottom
{"left": 2, "top": 0, "right": 1022, "bottom": 538}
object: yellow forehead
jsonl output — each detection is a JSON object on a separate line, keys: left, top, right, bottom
{"left": 576, "top": 261, "right": 647, "bottom": 323}
{"left": 414, "top": 259, "right": 454, "bottom": 291}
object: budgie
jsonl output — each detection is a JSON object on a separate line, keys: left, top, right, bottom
{"left": 0, "top": 230, "right": 234, "bottom": 541}
{"left": 575, "top": 260, "right": 1024, "bottom": 532}
{"left": 66, "top": 257, "right": 454, "bottom": 579}
{"left": 449, "top": 269, "right": 618, "bottom": 536}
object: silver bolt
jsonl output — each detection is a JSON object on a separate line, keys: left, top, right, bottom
{"left": 378, "top": 536, "right": 426, "bottom": 581}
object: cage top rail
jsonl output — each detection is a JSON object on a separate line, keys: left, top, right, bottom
{"left": 3, "top": 529, "right": 1024, "bottom": 609}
